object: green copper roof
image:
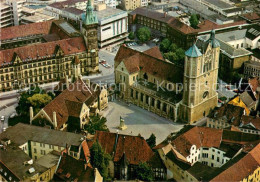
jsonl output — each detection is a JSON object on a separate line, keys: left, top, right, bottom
{"left": 185, "top": 44, "right": 202, "bottom": 58}
{"left": 83, "top": 0, "right": 98, "bottom": 25}
{"left": 207, "top": 30, "right": 220, "bottom": 48}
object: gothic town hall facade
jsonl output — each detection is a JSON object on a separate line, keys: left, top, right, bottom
{"left": 0, "top": 1, "right": 99, "bottom": 92}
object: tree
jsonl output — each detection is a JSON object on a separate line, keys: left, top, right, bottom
{"left": 16, "top": 86, "right": 47, "bottom": 116}
{"left": 27, "top": 94, "right": 52, "bottom": 114}
{"left": 137, "top": 27, "right": 151, "bottom": 43}
{"left": 169, "top": 43, "right": 178, "bottom": 52}
{"left": 146, "top": 133, "right": 156, "bottom": 149}
{"left": 136, "top": 162, "right": 154, "bottom": 181}
{"left": 129, "top": 32, "right": 135, "bottom": 40}
{"left": 189, "top": 14, "right": 199, "bottom": 29}
{"left": 160, "top": 38, "right": 171, "bottom": 53}
{"left": 90, "top": 141, "right": 111, "bottom": 180}
{"left": 176, "top": 48, "right": 185, "bottom": 61}
{"left": 84, "top": 115, "right": 109, "bottom": 134}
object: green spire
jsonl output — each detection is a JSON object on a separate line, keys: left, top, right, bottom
{"left": 84, "top": 0, "right": 98, "bottom": 25}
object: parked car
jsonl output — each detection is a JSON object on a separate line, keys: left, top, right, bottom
{"left": 1, "top": 116, "right": 4, "bottom": 121}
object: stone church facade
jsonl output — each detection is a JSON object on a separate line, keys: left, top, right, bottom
{"left": 0, "top": 0, "right": 99, "bottom": 92}
{"left": 115, "top": 30, "right": 220, "bottom": 123}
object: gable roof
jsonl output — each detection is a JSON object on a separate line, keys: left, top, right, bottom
{"left": 115, "top": 46, "right": 183, "bottom": 83}
{"left": 0, "top": 37, "right": 86, "bottom": 68}
{"left": 42, "top": 79, "right": 97, "bottom": 128}
{"left": 208, "top": 104, "right": 245, "bottom": 126}
{"left": 0, "top": 20, "right": 53, "bottom": 41}
{"left": 143, "top": 46, "right": 165, "bottom": 60}
{"left": 240, "top": 116, "right": 260, "bottom": 131}
{"left": 88, "top": 131, "right": 162, "bottom": 166}
{"left": 54, "top": 153, "right": 95, "bottom": 182}
{"left": 211, "top": 143, "right": 260, "bottom": 181}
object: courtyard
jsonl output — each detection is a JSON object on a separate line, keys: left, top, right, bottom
{"left": 101, "top": 100, "right": 184, "bottom": 144}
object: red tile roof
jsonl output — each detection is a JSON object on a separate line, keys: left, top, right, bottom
{"left": 211, "top": 143, "right": 260, "bottom": 182}
{"left": 43, "top": 79, "right": 97, "bottom": 129}
{"left": 0, "top": 37, "right": 86, "bottom": 68}
{"left": 130, "top": 8, "right": 247, "bottom": 35}
{"left": 55, "top": 153, "right": 95, "bottom": 181}
{"left": 143, "top": 46, "right": 164, "bottom": 60}
{"left": 241, "top": 115, "right": 260, "bottom": 131}
{"left": 89, "top": 131, "right": 162, "bottom": 166}
{"left": 0, "top": 21, "right": 53, "bottom": 41}
{"left": 170, "top": 127, "right": 223, "bottom": 157}
{"left": 115, "top": 46, "right": 183, "bottom": 83}
{"left": 240, "top": 13, "right": 260, "bottom": 21}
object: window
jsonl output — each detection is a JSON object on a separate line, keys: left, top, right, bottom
{"left": 217, "top": 157, "right": 220, "bottom": 162}
{"left": 212, "top": 155, "right": 214, "bottom": 160}
{"left": 34, "top": 149, "right": 37, "bottom": 153}
{"left": 49, "top": 144, "right": 52, "bottom": 149}
{"left": 102, "top": 26, "right": 111, "bottom": 31}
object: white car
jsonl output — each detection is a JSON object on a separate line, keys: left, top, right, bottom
{"left": 1, "top": 116, "right": 4, "bottom": 121}
{"left": 2, "top": 127, "right": 6, "bottom": 132}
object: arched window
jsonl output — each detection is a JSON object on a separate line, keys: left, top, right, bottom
{"left": 143, "top": 73, "right": 148, "bottom": 80}
{"left": 6, "top": 75, "right": 9, "bottom": 80}
{"left": 29, "top": 70, "right": 32, "bottom": 76}
{"left": 1, "top": 75, "right": 4, "bottom": 81}
{"left": 34, "top": 69, "right": 37, "bottom": 75}
{"left": 48, "top": 66, "right": 51, "bottom": 72}
{"left": 43, "top": 67, "right": 47, "bottom": 73}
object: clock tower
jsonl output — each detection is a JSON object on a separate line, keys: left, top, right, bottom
{"left": 81, "top": 0, "right": 99, "bottom": 71}
{"left": 179, "top": 30, "right": 220, "bottom": 123}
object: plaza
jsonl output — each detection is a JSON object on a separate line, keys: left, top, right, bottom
{"left": 101, "top": 100, "right": 184, "bottom": 144}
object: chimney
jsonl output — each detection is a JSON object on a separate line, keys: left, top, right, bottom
{"left": 53, "top": 111, "right": 57, "bottom": 129}
{"left": 29, "top": 107, "right": 34, "bottom": 125}
{"left": 65, "top": 75, "right": 69, "bottom": 89}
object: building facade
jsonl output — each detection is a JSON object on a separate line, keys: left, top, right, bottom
{"left": 0, "top": 0, "right": 25, "bottom": 28}
{"left": 0, "top": 2, "right": 99, "bottom": 92}
{"left": 115, "top": 30, "right": 220, "bottom": 124}
{"left": 155, "top": 125, "right": 260, "bottom": 181}
{"left": 120, "top": 0, "right": 148, "bottom": 11}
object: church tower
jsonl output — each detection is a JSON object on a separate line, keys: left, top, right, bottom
{"left": 81, "top": 0, "right": 99, "bottom": 72}
{"left": 179, "top": 30, "right": 220, "bottom": 123}
{"left": 82, "top": 0, "right": 98, "bottom": 51}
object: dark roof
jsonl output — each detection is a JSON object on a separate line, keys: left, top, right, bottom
{"left": 64, "top": 7, "right": 84, "bottom": 15}
{"left": 166, "top": 150, "right": 190, "bottom": 170}
{"left": 240, "top": 13, "right": 260, "bottom": 22}
{"left": 240, "top": 115, "right": 260, "bottom": 130}
{"left": 115, "top": 46, "right": 183, "bottom": 83}
{"left": 0, "top": 144, "right": 47, "bottom": 180}
{"left": 187, "top": 162, "right": 217, "bottom": 180}
{"left": 88, "top": 131, "right": 163, "bottom": 167}
{"left": 208, "top": 104, "right": 245, "bottom": 126}
{"left": 223, "top": 7, "right": 242, "bottom": 14}
{"left": 0, "top": 123, "right": 84, "bottom": 147}
{"left": 54, "top": 153, "right": 95, "bottom": 181}
{"left": 246, "top": 24, "right": 260, "bottom": 40}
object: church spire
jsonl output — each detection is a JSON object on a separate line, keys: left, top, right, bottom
{"left": 83, "top": 0, "right": 98, "bottom": 25}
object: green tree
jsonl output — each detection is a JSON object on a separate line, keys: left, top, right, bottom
{"left": 84, "top": 115, "right": 109, "bottom": 134}
{"left": 16, "top": 86, "right": 47, "bottom": 116}
{"left": 136, "top": 162, "right": 154, "bottom": 181}
{"left": 160, "top": 38, "right": 171, "bottom": 53}
{"left": 146, "top": 133, "right": 156, "bottom": 149}
{"left": 129, "top": 31, "right": 135, "bottom": 40}
{"left": 169, "top": 43, "right": 178, "bottom": 52}
{"left": 176, "top": 48, "right": 185, "bottom": 60}
{"left": 137, "top": 27, "right": 151, "bottom": 43}
{"left": 90, "top": 141, "right": 111, "bottom": 180}
{"left": 27, "top": 94, "right": 52, "bottom": 114}
{"left": 189, "top": 14, "right": 199, "bottom": 29}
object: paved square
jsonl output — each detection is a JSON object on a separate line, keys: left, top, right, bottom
{"left": 101, "top": 100, "right": 184, "bottom": 144}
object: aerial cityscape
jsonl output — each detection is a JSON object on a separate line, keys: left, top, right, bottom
{"left": 0, "top": 0, "right": 260, "bottom": 181}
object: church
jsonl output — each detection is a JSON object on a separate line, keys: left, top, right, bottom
{"left": 115, "top": 30, "right": 220, "bottom": 123}
{"left": 0, "top": 0, "right": 99, "bottom": 92}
